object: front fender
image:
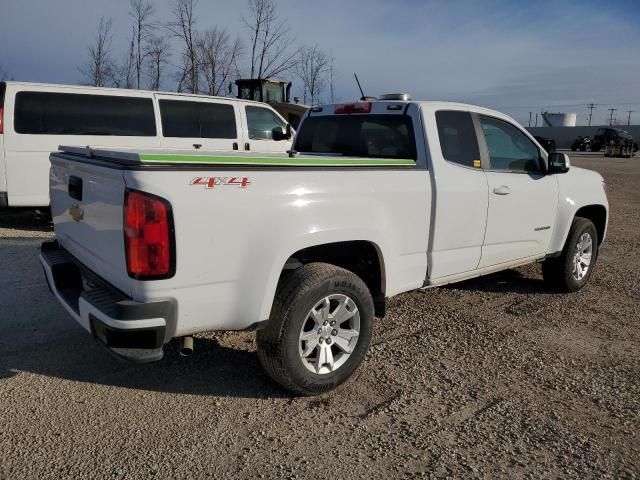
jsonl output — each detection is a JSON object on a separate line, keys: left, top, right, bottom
{"left": 547, "top": 167, "right": 609, "bottom": 254}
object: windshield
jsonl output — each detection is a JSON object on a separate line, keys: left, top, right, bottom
{"left": 263, "top": 83, "right": 284, "bottom": 103}
{"left": 294, "top": 114, "right": 417, "bottom": 159}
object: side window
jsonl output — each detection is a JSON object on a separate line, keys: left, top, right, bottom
{"left": 479, "top": 115, "right": 542, "bottom": 173}
{"left": 245, "top": 106, "right": 286, "bottom": 140}
{"left": 435, "top": 111, "right": 480, "bottom": 168}
{"left": 160, "top": 100, "right": 237, "bottom": 139}
{"left": 13, "top": 92, "right": 156, "bottom": 136}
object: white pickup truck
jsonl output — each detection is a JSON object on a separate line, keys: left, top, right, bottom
{"left": 40, "top": 97, "right": 608, "bottom": 395}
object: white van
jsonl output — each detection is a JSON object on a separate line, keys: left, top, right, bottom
{"left": 0, "top": 81, "right": 293, "bottom": 207}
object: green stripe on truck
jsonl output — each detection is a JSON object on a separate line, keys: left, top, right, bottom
{"left": 138, "top": 154, "right": 415, "bottom": 166}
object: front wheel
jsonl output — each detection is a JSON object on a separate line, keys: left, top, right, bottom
{"left": 543, "top": 217, "right": 598, "bottom": 292}
{"left": 257, "top": 263, "right": 374, "bottom": 395}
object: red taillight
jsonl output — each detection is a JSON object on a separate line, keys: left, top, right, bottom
{"left": 124, "top": 190, "right": 174, "bottom": 279}
{"left": 334, "top": 102, "right": 372, "bottom": 114}
{"left": 0, "top": 107, "right": 4, "bottom": 134}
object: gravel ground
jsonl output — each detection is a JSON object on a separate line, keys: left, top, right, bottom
{"left": 0, "top": 154, "right": 638, "bottom": 479}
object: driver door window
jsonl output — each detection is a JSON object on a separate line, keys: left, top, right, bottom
{"left": 245, "top": 106, "right": 286, "bottom": 140}
{"left": 479, "top": 116, "right": 542, "bottom": 173}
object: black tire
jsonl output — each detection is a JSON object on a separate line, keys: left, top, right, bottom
{"left": 257, "top": 262, "right": 374, "bottom": 395}
{"left": 542, "top": 217, "right": 598, "bottom": 292}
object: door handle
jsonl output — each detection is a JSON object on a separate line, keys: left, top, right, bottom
{"left": 493, "top": 186, "right": 511, "bottom": 195}
{"left": 193, "top": 143, "right": 202, "bottom": 149}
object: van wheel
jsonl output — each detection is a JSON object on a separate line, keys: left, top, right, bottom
{"left": 543, "top": 217, "right": 598, "bottom": 292}
{"left": 257, "top": 262, "right": 374, "bottom": 395}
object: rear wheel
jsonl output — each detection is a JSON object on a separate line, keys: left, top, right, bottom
{"left": 543, "top": 217, "right": 598, "bottom": 292}
{"left": 257, "top": 263, "right": 374, "bottom": 395}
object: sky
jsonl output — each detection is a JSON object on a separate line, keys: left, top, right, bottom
{"left": 1, "top": 0, "right": 639, "bottom": 126}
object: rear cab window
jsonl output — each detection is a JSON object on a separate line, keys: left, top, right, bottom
{"left": 14, "top": 91, "right": 156, "bottom": 136}
{"left": 435, "top": 111, "right": 480, "bottom": 168}
{"left": 294, "top": 114, "right": 417, "bottom": 160}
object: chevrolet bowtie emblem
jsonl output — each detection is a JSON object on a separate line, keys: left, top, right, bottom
{"left": 69, "top": 204, "right": 84, "bottom": 222}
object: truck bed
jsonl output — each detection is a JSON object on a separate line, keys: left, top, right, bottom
{"left": 48, "top": 145, "right": 429, "bottom": 336}
{"left": 55, "top": 146, "right": 416, "bottom": 169}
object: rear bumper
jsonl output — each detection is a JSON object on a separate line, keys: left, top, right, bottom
{"left": 40, "top": 240, "right": 176, "bottom": 362}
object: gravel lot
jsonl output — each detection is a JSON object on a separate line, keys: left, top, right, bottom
{"left": 0, "top": 153, "right": 638, "bottom": 479}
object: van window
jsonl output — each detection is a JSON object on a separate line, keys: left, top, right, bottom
{"left": 14, "top": 91, "right": 156, "bottom": 136}
{"left": 245, "top": 106, "right": 286, "bottom": 140}
{"left": 294, "top": 115, "right": 416, "bottom": 160}
{"left": 160, "top": 100, "right": 236, "bottom": 139}
{"left": 435, "top": 111, "right": 480, "bottom": 168}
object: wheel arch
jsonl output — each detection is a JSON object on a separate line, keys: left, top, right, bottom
{"left": 575, "top": 204, "right": 607, "bottom": 246}
{"left": 263, "top": 240, "right": 388, "bottom": 320}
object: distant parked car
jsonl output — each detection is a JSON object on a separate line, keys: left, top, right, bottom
{"left": 534, "top": 135, "right": 556, "bottom": 153}
{"left": 571, "top": 136, "right": 592, "bottom": 152}
{"left": 591, "top": 128, "right": 637, "bottom": 153}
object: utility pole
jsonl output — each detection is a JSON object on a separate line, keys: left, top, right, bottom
{"left": 607, "top": 108, "right": 617, "bottom": 126}
{"left": 626, "top": 110, "right": 634, "bottom": 126}
{"left": 528, "top": 112, "right": 532, "bottom": 127}
{"left": 587, "top": 103, "right": 596, "bottom": 126}
{"left": 535, "top": 113, "right": 538, "bottom": 127}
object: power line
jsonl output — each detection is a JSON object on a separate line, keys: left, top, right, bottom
{"left": 587, "top": 103, "right": 596, "bottom": 126}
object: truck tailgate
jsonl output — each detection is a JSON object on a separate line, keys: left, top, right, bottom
{"left": 49, "top": 155, "right": 131, "bottom": 295}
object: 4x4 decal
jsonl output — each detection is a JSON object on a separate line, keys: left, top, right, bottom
{"left": 190, "top": 177, "right": 251, "bottom": 189}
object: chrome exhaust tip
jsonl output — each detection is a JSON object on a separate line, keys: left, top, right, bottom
{"left": 179, "top": 336, "right": 194, "bottom": 356}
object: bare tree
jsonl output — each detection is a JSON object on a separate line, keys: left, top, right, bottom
{"left": 79, "top": 16, "right": 115, "bottom": 87}
{"left": 0, "top": 65, "right": 13, "bottom": 82}
{"left": 145, "top": 36, "right": 170, "bottom": 90}
{"left": 296, "top": 45, "right": 329, "bottom": 105}
{"left": 168, "top": 0, "right": 199, "bottom": 93}
{"left": 197, "top": 28, "right": 242, "bottom": 96}
{"left": 244, "top": 0, "right": 300, "bottom": 79}
{"left": 129, "top": 0, "right": 155, "bottom": 89}
{"left": 111, "top": 27, "right": 137, "bottom": 88}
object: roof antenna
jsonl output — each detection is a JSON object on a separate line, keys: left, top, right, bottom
{"left": 354, "top": 73, "right": 366, "bottom": 101}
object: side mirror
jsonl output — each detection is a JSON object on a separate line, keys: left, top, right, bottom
{"left": 272, "top": 124, "right": 292, "bottom": 141}
{"left": 272, "top": 126, "right": 285, "bottom": 141}
{"left": 548, "top": 152, "right": 570, "bottom": 174}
